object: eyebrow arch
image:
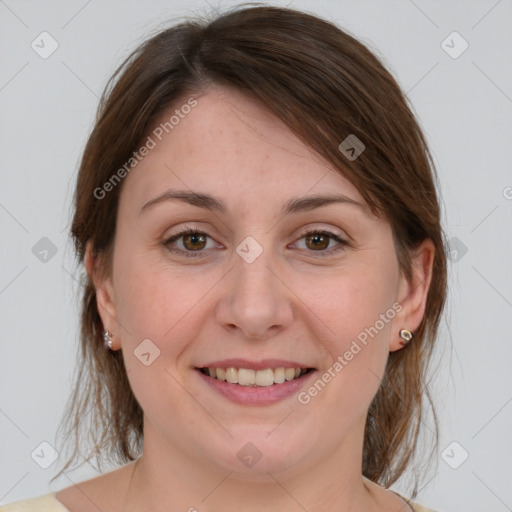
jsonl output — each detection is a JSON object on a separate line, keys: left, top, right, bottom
{"left": 281, "top": 193, "right": 367, "bottom": 215}
{"left": 139, "top": 189, "right": 366, "bottom": 216}
{"left": 140, "top": 189, "right": 227, "bottom": 215}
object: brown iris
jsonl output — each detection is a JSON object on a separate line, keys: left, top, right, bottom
{"left": 183, "top": 232, "right": 207, "bottom": 251}
{"left": 305, "top": 233, "right": 330, "bottom": 250}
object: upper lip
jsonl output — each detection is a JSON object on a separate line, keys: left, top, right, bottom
{"left": 197, "top": 359, "right": 314, "bottom": 370}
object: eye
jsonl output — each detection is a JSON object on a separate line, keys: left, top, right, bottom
{"left": 164, "top": 229, "right": 218, "bottom": 257}
{"left": 293, "top": 230, "right": 347, "bottom": 255}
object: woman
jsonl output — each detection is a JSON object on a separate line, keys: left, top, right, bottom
{"left": 1, "top": 4, "right": 447, "bottom": 511}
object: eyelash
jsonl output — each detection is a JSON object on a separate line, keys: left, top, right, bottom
{"left": 293, "top": 229, "right": 348, "bottom": 255}
{"left": 164, "top": 228, "right": 219, "bottom": 258}
{"left": 163, "top": 226, "right": 348, "bottom": 258}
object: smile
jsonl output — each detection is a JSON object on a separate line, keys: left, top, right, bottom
{"left": 199, "top": 367, "right": 312, "bottom": 387}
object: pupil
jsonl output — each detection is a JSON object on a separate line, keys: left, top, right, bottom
{"left": 307, "top": 233, "right": 329, "bottom": 250}
{"left": 184, "top": 233, "right": 206, "bottom": 250}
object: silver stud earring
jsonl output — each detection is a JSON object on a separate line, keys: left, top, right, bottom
{"left": 399, "top": 329, "right": 413, "bottom": 347}
{"left": 103, "top": 330, "right": 113, "bottom": 350}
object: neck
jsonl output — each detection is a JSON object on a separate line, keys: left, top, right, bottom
{"left": 122, "top": 419, "right": 381, "bottom": 512}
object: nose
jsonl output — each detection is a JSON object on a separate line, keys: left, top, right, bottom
{"left": 215, "top": 248, "right": 294, "bottom": 340}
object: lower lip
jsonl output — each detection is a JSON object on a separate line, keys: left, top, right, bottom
{"left": 196, "top": 369, "right": 316, "bottom": 405}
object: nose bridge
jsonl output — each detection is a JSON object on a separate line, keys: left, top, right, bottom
{"left": 216, "top": 239, "right": 293, "bottom": 338}
{"left": 235, "top": 247, "right": 275, "bottom": 295}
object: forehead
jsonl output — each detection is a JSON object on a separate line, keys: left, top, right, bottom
{"left": 120, "top": 86, "right": 364, "bottom": 211}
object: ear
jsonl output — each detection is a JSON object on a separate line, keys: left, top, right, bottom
{"left": 85, "top": 241, "right": 119, "bottom": 350}
{"left": 389, "top": 238, "right": 435, "bottom": 352}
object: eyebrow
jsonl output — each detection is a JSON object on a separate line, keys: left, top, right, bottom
{"left": 140, "top": 190, "right": 226, "bottom": 214}
{"left": 139, "top": 189, "right": 366, "bottom": 216}
{"left": 282, "top": 194, "right": 367, "bottom": 215}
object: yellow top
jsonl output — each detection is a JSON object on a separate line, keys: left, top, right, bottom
{"left": 0, "top": 494, "right": 69, "bottom": 511}
{"left": 0, "top": 492, "right": 439, "bottom": 511}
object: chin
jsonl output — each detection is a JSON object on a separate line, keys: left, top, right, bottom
{"left": 202, "top": 425, "right": 313, "bottom": 478}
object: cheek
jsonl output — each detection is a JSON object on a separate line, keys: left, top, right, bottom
{"left": 112, "top": 251, "right": 219, "bottom": 355}
{"left": 111, "top": 255, "right": 217, "bottom": 426}
{"left": 301, "top": 263, "right": 399, "bottom": 348}
{"left": 296, "top": 264, "right": 399, "bottom": 413}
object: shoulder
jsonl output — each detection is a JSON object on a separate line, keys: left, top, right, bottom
{"left": 393, "top": 491, "right": 439, "bottom": 512}
{"left": 0, "top": 493, "right": 69, "bottom": 512}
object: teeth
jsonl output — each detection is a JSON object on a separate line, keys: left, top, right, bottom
{"left": 274, "top": 367, "right": 285, "bottom": 384}
{"left": 285, "top": 368, "right": 296, "bottom": 381}
{"left": 202, "top": 366, "right": 308, "bottom": 386}
{"left": 238, "top": 368, "right": 255, "bottom": 386}
{"left": 225, "top": 367, "right": 238, "bottom": 384}
{"left": 255, "top": 369, "right": 274, "bottom": 387}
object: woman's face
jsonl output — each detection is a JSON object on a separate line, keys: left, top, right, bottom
{"left": 92, "top": 85, "right": 432, "bottom": 479}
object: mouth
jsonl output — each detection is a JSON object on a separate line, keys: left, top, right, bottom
{"left": 194, "top": 359, "right": 317, "bottom": 405}
{"left": 198, "top": 366, "right": 314, "bottom": 387}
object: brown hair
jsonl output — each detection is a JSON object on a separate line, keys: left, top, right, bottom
{"left": 59, "top": 3, "right": 447, "bottom": 492}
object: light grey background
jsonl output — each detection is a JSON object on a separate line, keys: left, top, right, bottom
{"left": 1, "top": 1, "right": 511, "bottom": 511}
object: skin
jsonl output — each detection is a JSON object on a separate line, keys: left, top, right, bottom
{"left": 57, "top": 85, "right": 434, "bottom": 512}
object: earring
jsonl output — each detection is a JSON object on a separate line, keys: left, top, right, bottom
{"left": 103, "top": 330, "right": 113, "bottom": 350}
{"left": 399, "top": 329, "right": 413, "bottom": 347}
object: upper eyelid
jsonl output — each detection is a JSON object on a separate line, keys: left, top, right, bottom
{"left": 165, "top": 226, "right": 346, "bottom": 240}
{"left": 295, "top": 227, "right": 346, "bottom": 239}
